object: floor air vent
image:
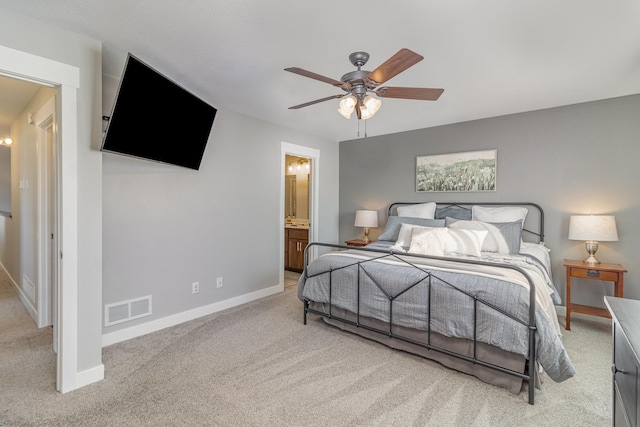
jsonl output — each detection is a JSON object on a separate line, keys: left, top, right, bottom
{"left": 105, "top": 295, "right": 152, "bottom": 327}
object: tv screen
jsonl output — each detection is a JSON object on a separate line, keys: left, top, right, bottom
{"left": 101, "top": 54, "right": 217, "bottom": 170}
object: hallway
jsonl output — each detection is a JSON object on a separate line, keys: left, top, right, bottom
{"left": 0, "top": 267, "right": 56, "bottom": 402}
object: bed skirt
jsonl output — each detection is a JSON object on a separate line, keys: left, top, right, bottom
{"left": 309, "top": 301, "right": 537, "bottom": 395}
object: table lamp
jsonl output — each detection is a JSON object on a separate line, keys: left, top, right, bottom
{"left": 354, "top": 210, "right": 378, "bottom": 244}
{"left": 568, "top": 215, "right": 618, "bottom": 264}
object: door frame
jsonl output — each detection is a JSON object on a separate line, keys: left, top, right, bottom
{"left": 0, "top": 44, "right": 80, "bottom": 393}
{"left": 280, "top": 142, "right": 320, "bottom": 286}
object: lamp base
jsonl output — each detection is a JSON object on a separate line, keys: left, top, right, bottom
{"left": 584, "top": 241, "right": 600, "bottom": 264}
{"left": 363, "top": 227, "right": 371, "bottom": 244}
{"left": 583, "top": 255, "right": 601, "bottom": 264}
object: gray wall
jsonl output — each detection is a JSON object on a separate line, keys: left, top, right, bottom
{"left": 340, "top": 94, "right": 640, "bottom": 307}
{"left": 0, "top": 8, "right": 103, "bottom": 374}
{"left": 102, "top": 72, "right": 339, "bottom": 334}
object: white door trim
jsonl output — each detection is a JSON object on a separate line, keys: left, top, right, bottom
{"left": 0, "top": 44, "right": 80, "bottom": 393}
{"left": 280, "top": 142, "right": 320, "bottom": 287}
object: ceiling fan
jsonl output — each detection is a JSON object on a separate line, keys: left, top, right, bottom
{"left": 285, "top": 48, "right": 444, "bottom": 120}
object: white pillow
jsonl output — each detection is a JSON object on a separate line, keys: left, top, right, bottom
{"left": 395, "top": 223, "right": 438, "bottom": 247}
{"left": 408, "top": 228, "right": 452, "bottom": 256}
{"left": 472, "top": 205, "right": 528, "bottom": 225}
{"left": 396, "top": 202, "right": 436, "bottom": 219}
{"left": 445, "top": 228, "right": 488, "bottom": 257}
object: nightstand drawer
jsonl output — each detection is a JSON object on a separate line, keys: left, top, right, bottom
{"left": 569, "top": 267, "right": 619, "bottom": 281}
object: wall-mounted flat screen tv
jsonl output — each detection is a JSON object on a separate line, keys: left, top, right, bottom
{"left": 101, "top": 54, "right": 217, "bottom": 170}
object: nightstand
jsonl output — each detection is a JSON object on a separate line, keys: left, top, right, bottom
{"left": 345, "top": 239, "right": 369, "bottom": 247}
{"left": 564, "top": 259, "right": 627, "bottom": 330}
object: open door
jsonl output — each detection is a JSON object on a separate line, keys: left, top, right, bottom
{"left": 35, "top": 96, "right": 59, "bottom": 353}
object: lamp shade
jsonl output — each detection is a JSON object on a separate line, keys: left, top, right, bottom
{"left": 338, "top": 95, "right": 357, "bottom": 119}
{"left": 360, "top": 96, "right": 382, "bottom": 120}
{"left": 568, "top": 215, "right": 618, "bottom": 242}
{"left": 354, "top": 210, "right": 378, "bottom": 228}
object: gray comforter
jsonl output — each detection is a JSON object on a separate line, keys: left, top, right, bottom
{"left": 298, "top": 247, "right": 576, "bottom": 382}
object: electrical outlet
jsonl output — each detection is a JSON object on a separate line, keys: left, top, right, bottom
{"left": 192, "top": 282, "right": 200, "bottom": 294}
{"left": 216, "top": 277, "right": 223, "bottom": 288}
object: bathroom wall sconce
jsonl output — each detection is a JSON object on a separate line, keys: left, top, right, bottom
{"left": 0, "top": 137, "right": 13, "bottom": 146}
{"left": 288, "top": 160, "right": 309, "bottom": 173}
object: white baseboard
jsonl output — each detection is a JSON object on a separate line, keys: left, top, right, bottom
{"left": 75, "top": 363, "right": 105, "bottom": 390}
{"left": 0, "top": 263, "right": 37, "bottom": 321}
{"left": 102, "top": 283, "right": 284, "bottom": 347}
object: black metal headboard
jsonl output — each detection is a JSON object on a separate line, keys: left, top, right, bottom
{"left": 387, "top": 201, "right": 545, "bottom": 244}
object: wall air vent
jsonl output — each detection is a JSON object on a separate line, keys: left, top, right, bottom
{"left": 104, "top": 295, "right": 152, "bottom": 327}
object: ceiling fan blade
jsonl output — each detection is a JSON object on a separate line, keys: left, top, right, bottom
{"left": 375, "top": 86, "right": 444, "bottom": 101}
{"left": 285, "top": 67, "right": 346, "bottom": 88}
{"left": 365, "top": 48, "right": 424, "bottom": 86}
{"left": 288, "top": 94, "right": 344, "bottom": 109}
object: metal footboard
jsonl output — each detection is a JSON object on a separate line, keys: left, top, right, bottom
{"left": 301, "top": 242, "right": 538, "bottom": 405}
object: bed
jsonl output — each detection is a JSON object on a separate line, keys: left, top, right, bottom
{"left": 297, "top": 202, "right": 575, "bottom": 404}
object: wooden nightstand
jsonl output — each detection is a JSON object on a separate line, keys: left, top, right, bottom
{"left": 564, "top": 259, "right": 627, "bottom": 330}
{"left": 345, "top": 239, "right": 369, "bottom": 247}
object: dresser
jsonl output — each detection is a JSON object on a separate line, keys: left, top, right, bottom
{"left": 605, "top": 296, "right": 640, "bottom": 427}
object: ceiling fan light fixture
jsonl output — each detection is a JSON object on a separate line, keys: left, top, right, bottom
{"left": 338, "top": 95, "right": 357, "bottom": 119}
{"left": 360, "top": 95, "right": 382, "bottom": 120}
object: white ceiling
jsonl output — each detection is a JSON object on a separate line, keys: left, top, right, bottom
{"left": 1, "top": 0, "right": 640, "bottom": 142}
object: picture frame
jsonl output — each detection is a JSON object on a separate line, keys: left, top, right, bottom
{"left": 416, "top": 149, "right": 497, "bottom": 192}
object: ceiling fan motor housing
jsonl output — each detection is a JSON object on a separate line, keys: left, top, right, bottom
{"left": 341, "top": 70, "right": 370, "bottom": 98}
{"left": 342, "top": 52, "right": 372, "bottom": 99}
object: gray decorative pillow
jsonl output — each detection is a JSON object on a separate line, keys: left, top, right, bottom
{"left": 488, "top": 221, "right": 523, "bottom": 254}
{"left": 378, "top": 216, "right": 446, "bottom": 241}
{"left": 446, "top": 218, "right": 523, "bottom": 254}
{"left": 435, "top": 206, "right": 472, "bottom": 220}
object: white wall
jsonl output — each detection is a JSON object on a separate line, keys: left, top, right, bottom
{"left": 0, "top": 7, "right": 103, "bottom": 380}
{"left": 102, "top": 74, "right": 339, "bottom": 338}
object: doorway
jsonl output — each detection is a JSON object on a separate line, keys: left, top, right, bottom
{"left": 284, "top": 154, "right": 310, "bottom": 285}
{"left": 280, "top": 142, "right": 320, "bottom": 289}
{"left": 0, "top": 44, "right": 81, "bottom": 393}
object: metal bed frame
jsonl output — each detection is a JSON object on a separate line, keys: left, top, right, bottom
{"left": 301, "top": 202, "right": 545, "bottom": 404}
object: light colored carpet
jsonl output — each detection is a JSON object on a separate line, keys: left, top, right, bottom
{"left": 0, "top": 266, "right": 612, "bottom": 426}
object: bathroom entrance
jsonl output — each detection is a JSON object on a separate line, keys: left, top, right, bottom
{"left": 280, "top": 142, "right": 319, "bottom": 290}
{"left": 284, "top": 154, "right": 311, "bottom": 280}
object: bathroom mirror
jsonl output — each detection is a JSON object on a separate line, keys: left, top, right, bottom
{"left": 285, "top": 175, "right": 296, "bottom": 218}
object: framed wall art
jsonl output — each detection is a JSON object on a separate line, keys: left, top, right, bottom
{"left": 416, "top": 149, "right": 497, "bottom": 192}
